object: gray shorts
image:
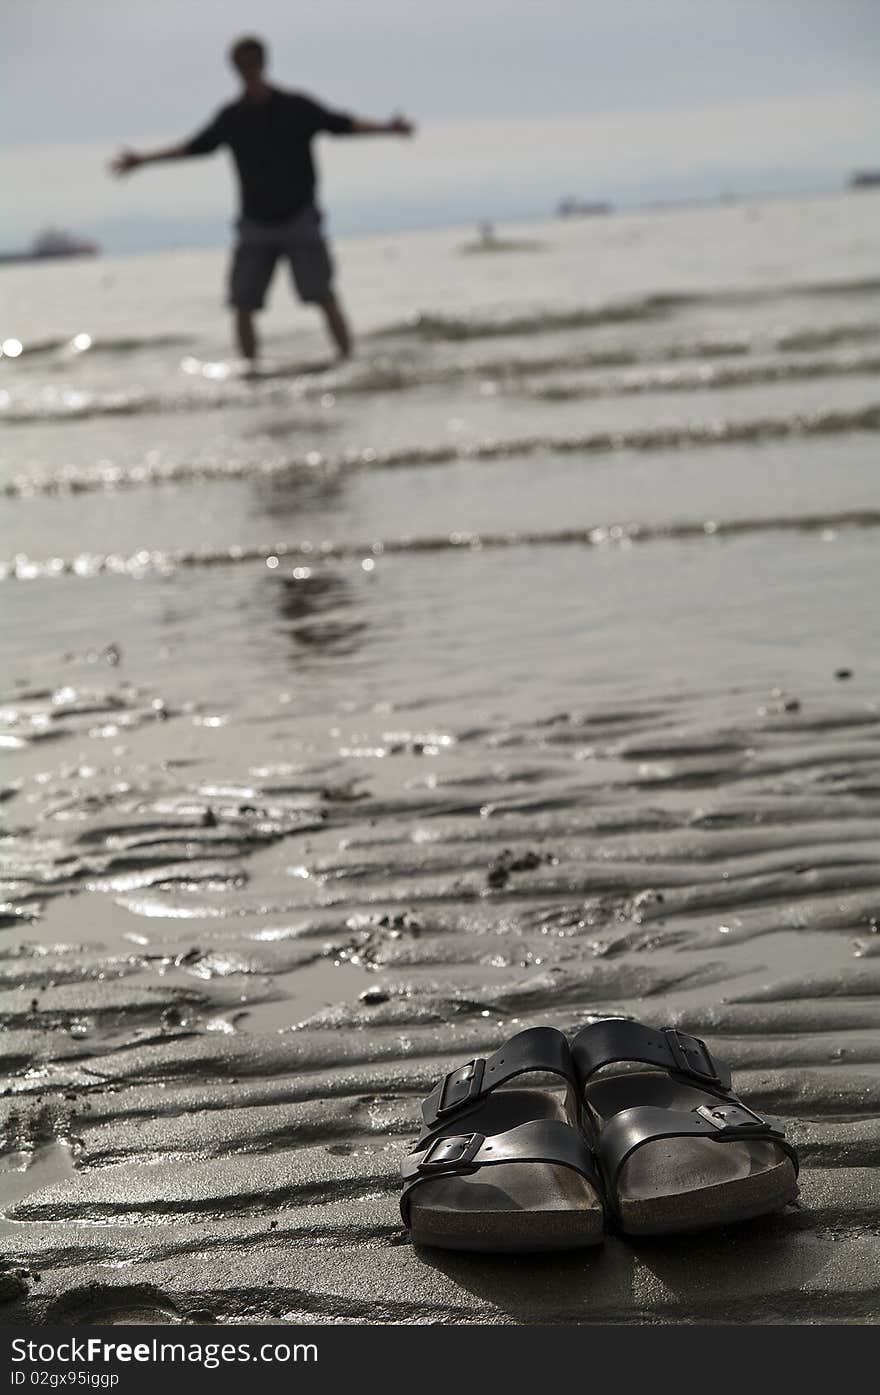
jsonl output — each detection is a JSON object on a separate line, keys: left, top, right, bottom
{"left": 229, "top": 205, "right": 334, "bottom": 310}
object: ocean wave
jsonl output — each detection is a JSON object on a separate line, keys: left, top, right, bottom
{"left": 4, "top": 509, "right": 878, "bottom": 580}
{"left": 4, "top": 327, "right": 877, "bottom": 425}
{"left": 0, "top": 380, "right": 336, "bottom": 425}
{"left": 369, "top": 280, "right": 880, "bottom": 341}
{"left": 0, "top": 338, "right": 756, "bottom": 422}
{"left": 4, "top": 401, "right": 880, "bottom": 498}
{"left": 0, "top": 332, "right": 196, "bottom": 360}
{"left": 775, "top": 322, "right": 880, "bottom": 352}
{"left": 369, "top": 296, "right": 691, "bottom": 340}
{"left": 529, "top": 351, "right": 880, "bottom": 400}
{"left": 339, "top": 324, "right": 880, "bottom": 391}
{"left": 796, "top": 276, "right": 880, "bottom": 298}
{"left": 4, "top": 279, "right": 876, "bottom": 372}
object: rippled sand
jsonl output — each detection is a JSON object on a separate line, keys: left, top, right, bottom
{"left": 1, "top": 194, "right": 879, "bottom": 1323}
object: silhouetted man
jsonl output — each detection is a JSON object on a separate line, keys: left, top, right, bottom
{"left": 111, "top": 35, "right": 414, "bottom": 363}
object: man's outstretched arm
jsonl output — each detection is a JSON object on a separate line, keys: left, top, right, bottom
{"left": 109, "top": 144, "right": 191, "bottom": 176}
{"left": 300, "top": 94, "right": 415, "bottom": 139}
{"left": 110, "top": 109, "right": 227, "bottom": 175}
{"left": 350, "top": 113, "right": 415, "bottom": 136}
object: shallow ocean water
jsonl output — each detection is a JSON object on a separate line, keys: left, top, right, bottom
{"left": 1, "top": 192, "right": 879, "bottom": 1323}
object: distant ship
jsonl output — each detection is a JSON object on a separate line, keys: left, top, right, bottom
{"left": 0, "top": 228, "right": 99, "bottom": 265}
{"left": 850, "top": 170, "right": 880, "bottom": 190}
{"left": 557, "top": 197, "right": 612, "bottom": 218}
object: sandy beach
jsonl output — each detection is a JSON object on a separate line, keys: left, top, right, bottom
{"left": 1, "top": 192, "right": 879, "bottom": 1323}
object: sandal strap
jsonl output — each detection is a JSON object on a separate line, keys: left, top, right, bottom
{"left": 401, "top": 1118, "right": 600, "bottom": 1224}
{"left": 571, "top": 1019, "right": 733, "bottom": 1093}
{"left": 419, "top": 1026, "right": 577, "bottom": 1135}
{"left": 598, "top": 1100, "right": 799, "bottom": 1194}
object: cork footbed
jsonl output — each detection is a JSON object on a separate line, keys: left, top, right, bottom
{"left": 584, "top": 1070, "right": 799, "bottom": 1236}
{"left": 407, "top": 1085, "right": 604, "bottom": 1253}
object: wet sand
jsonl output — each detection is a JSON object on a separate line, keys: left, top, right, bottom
{"left": 1, "top": 196, "right": 880, "bottom": 1323}
{"left": 1, "top": 676, "right": 879, "bottom": 1323}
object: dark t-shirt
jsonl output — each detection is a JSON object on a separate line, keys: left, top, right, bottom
{"left": 185, "top": 87, "right": 355, "bottom": 223}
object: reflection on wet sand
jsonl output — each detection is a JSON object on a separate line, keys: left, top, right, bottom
{"left": 275, "top": 569, "right": 367, "bottom": 656}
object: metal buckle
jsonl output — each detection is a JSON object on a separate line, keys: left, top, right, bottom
{"left": 664, "top": 1029, "right": 721, "bottom": 1086}
{"left": 417, "top": 1132, "right": 484, "bottom": 1173}
{"left": 696, "top": 1102, "right": 767, "bottom": 1132}
{"left": 436, "top": 1057, "right": 485, "bottom": 1116}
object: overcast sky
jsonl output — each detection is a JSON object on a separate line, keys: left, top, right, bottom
{"left": 4, "top": 0, "right": 880, "bottom": 249}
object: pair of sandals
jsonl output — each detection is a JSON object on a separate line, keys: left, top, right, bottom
{"left": 401, "top": 1019, "right": 799, "bottom": 1251}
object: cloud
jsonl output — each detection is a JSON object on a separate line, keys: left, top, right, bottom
{"left": 5, "top": 0, "right": 880, "bottom": 142}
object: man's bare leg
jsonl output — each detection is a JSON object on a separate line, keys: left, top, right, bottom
{"left": 235, "top": 308, "right": 258, "bottom": 363}
{"left": 319, "top": 292, "right": 353, "bottom": 360}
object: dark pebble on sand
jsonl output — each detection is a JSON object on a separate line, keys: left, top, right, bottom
{"left": 508, "top": 850, "right": 543, "bottom": 872}
{"left": 488, "top": 847, "right": 551, "bottom": 887}
{"left": 376, "top": 910, "right": 422, "bottom": 932}
{"left": 359, "top": 987, "right": 390, "bottom": 1005}
{"left": 487, "top": 862, "right": 510, "bottom": 889}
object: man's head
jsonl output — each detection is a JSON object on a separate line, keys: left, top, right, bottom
{"left": 229, "top": 35, "right": 267, "bottom": 82}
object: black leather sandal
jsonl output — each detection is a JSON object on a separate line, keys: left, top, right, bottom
{"left": 571, "top": 1019, "right": 799, "bottom": 1235}
{"left": 401, "top": 1027, "right": 605, "bottom": 1252}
